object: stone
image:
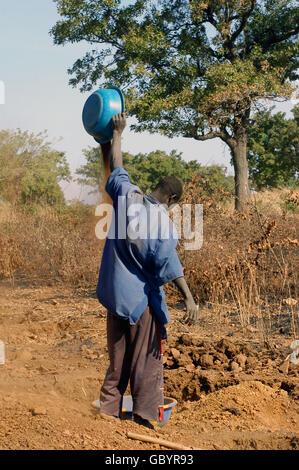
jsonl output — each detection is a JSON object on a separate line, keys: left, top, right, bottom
{"left": 278, "top": 359, "right": 289, "bottom": 374}
{"left": 225, "top": 407, "right": 241, "bottom": 416}
{"left": 171, "top": 348, "right": 181, "bottom": 360}
{"left": 29, "top": 406, "right": 47, "bottom": 416}
{"left": 235, "top": 353, "right": 247, "bottom": 369}
{"left": 200, "top": 354, "right": 214, "bottom": 368}
{"left": 180, "top": 334, "right": 192, "bottom": 346}
{"left": 230, "top": 361, "right": 242, "bottom": 372}
{"left": 177, "top": 354, "right": 191, "bottom": 367}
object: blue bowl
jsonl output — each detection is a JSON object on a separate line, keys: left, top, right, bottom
{"left": 92, "top": 396, "right": 177, "bottom": 427}
{"left": 82, "top": 86, "right": 125, "bottom": 144}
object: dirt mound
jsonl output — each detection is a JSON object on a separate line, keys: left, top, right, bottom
{"left": 177, "top": 380, "right": 292, "bottom": 432}
{"left": 163, "top": 335, "right": 299, "bottom": 401}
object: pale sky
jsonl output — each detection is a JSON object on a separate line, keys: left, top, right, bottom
{"left": 0, "top": 0, "right": 296, "bottom": 203}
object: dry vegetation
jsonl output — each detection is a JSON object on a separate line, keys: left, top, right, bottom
{"left": 0, "top": 185, "right": 298, "bottom": 345}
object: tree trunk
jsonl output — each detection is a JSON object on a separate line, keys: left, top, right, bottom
{"left": 230, "top": 130, "right": 250, "bottom": 212}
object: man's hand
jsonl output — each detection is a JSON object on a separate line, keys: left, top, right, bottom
{"left": 112, "top": 113, "right": 126, "bottom": 135}
{"left": 173, "top": 276, "right": 199, "bottom": 325}
{"left": 183, "top": 296, "right": 199, "bottom": 325}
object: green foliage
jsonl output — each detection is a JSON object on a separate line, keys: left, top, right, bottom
{"left": 76, "top": 146, "right": 234, "bottom": 197}
{"left": 281, "top": 192, "right": 299, "bottom": 213}
{"left": 195, "top": 164, "right": 235, "bottom": 196}
{"left": 51, "top": 0, "right": 298, "bottom": 210}
{"left": 51, "top": 0, "right": 298, "bottom": 140}
{"left": 76, "top": 146, "right": 104, "bottom": 192}
{"left": 0, "top": 129, "right": 71, "bottom": 206}
{"left": 123, "top": 150, "right": 195, "bottom": 193}
{"left": 247, "top": 105, "right": 299, "bottom": 189}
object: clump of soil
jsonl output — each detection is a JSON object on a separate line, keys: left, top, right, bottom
{"left": 163, "top": 335, "right": 299, "bottom": 401}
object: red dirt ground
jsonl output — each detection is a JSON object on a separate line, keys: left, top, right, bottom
{"left": 0, "top": 279, "right": 298, "bottom": 450}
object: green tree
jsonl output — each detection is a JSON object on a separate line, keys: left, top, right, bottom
{"left": 76, "top": 146, "right": 234, "bottom": 197}
{"left": 123, "top": 149, "right": 197, "bottom": 192}
{"left": 0, "top": 129, "right": 71, "bottom": 206}
{"left": 247, "top": 105, "right": 299, "bottom": 189}
{"left": 51, "top": 0, "right": 299, "bottom": 210}
{"left": 76, "top": 146, "right": 105, "bottom": 193}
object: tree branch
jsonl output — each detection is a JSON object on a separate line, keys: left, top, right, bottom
{"left": 261, "top": 26, "right": 299, "bottom": 52}
{"left": 193, "top": 130, "right": 225, "bottom": 141}
{"left": 230, "top": 0, "right": 256, "bottom": 42}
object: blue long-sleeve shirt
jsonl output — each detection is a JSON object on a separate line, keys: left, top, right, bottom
{"left": 96, "top": 167, "right": 183, "bottom": 337}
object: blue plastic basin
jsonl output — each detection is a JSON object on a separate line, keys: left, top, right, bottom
{"left": 82, "top": 86, "right": 125, "bottom": 144}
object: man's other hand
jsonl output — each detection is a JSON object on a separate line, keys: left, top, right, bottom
{"left": 183, "top": 297, "right": 199, "bottom": 325}
{"left": 112, "top": 113, "right": 126, "bottom": 135}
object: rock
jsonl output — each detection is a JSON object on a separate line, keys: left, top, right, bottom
{"left": 230, "top": 361, "right": 242, "bottom": 372}
{"left": 224, "top": 407, "right": 241, "bottom": 416}
{"left": 166, "top": 358, "right": 175, "bottom": 367}
{"left": 235, "top": 353, "right": 247, "bottom": 369}
{"left": 200, "top": 354, "right": 214, "bottom": 368}
{"left": 214, "top": 352, "right": 229, "bottom": 364}
{"left": 217, "top": 339, "right": 239, "bottom": 359}
{"left": 180, "top": 334, "right": 192, "bottom": 346}
{"left": 177, "top": 354, "right": 191, "bottom": 367}
{"left": 185, "top": 363, "right": 195, "bottom": 372}
{"left": 29, "top": 406, "right": 47, "bottom": 416}
{"left": 278, "top": 359, "right": 289, "bottom": 374}
{"left": 171, "top": 348, "right": 181, "bottom": 360}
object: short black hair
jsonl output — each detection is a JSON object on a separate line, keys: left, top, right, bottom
{"left": 154, "top": 176, "right": 183, "bottom": 202}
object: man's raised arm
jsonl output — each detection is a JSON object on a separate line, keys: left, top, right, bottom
{"left": 110, "top": 113, "right": 126, "bottom": 171}
{"left": 100, "top": 113, "right": 127, "bottom": 172}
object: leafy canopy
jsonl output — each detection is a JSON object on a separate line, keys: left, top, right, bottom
{"left": 51, "top": 0, "right": 299, "bottom": 143}
{"left": 0, "top": 129, "right": 71, "bottom": 206}
{"left": 247, "top": 105, "right": 299, "bottom": 189}
{"left": 76, "top": 147, "right": 234, "bottom": 196}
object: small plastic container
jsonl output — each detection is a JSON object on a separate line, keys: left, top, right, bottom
{"left": 93, "top": 396, "right": 177, "bottom": 427}
{"left": 82, "top": 86, "right": 125, "bottom": 144}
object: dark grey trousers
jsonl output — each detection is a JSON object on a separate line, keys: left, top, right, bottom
{"left": 99, "top": 306, "right": 164, "bottom": 422}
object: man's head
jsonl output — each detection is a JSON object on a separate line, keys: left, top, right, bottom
{"left": 151, "top": 176, "right": 183, "bottom": 209}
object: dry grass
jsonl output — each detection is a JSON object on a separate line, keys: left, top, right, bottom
{"left": 0, "top": 203, "right": 104, "bottom": 287}
{"left": 0, "top": 186, "right": 298, "bottom": 342}
{"left": 166, "top": 183, "right": 299, "bottom": 341}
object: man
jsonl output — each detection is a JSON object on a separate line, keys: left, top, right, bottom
{"left": 96, "top": 112, "right": 198, "bottom": 427}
